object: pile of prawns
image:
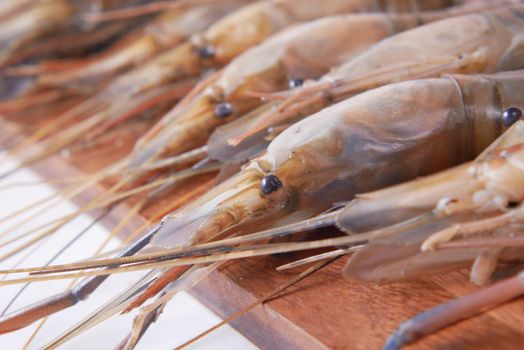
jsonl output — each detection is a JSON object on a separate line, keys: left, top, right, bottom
{"left": 2, "top": 0, "right": 524, "bottom": 349}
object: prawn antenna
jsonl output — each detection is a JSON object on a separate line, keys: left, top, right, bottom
{"left": 0, "top": 209, "right": 110, "bottom": 317}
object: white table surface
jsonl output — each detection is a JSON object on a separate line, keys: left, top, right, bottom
{"left": 0, "top": 155, "right": 258, "bottom": 350}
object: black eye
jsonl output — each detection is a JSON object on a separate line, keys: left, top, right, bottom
{"left": 288, "top": 78, "right": 304, "bottom": 89}
{"left": 260, "top": 175, "right": 282, "bottom": 195}
{"left": 503, "top": 107, "right": 522, "bottom": 127}
{"left": 197, "top": 45, "right": 215, "bottom": 59}
{"left": 214, "top": 103, "right": 234, "bottom": 118}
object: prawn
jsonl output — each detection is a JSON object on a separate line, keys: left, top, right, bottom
{"left": 1, "top": 71, "right": 520, "bottom": 348}
{"left": 230, "top": 2, "right": 524, "bottom": 145}
{"left": 157, "top": 72, "right": 524, "bottom": 285}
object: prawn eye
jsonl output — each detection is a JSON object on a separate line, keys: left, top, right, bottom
{"left": 288, "top": 78, "right": 304, "bottom": 88}
{"left": 260, "top": 175, "right": 283, "bottom": 195}
{"left": 503, "top": 107, "right": 522, "bottom": 127}
{"left": 215, "top": 102, "right": 234, "bottom": 118}
{"left": 198, "top": 45, "right": 215, "bottom": 59}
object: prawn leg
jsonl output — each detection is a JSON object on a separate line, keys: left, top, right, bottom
{"left": 470, "top": 248, "right": 503, "bottom": 285}
{"left": 422, "top": 208, "right": 524, "bottom": 251}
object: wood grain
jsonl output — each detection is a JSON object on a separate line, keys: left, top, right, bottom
{"left": 1, "top": 113, "right": 523, "bottom": 350}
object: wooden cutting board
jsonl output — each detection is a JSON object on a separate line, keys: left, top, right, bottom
{"left": 1, "top": 102, "right": 523, "bottom": 350}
